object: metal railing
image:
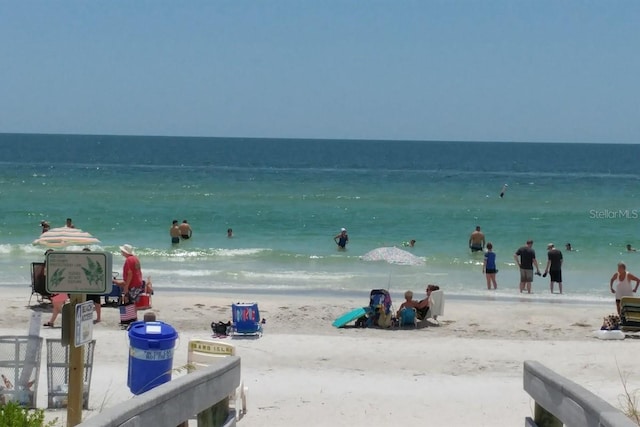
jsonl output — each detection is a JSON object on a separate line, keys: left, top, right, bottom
{"left": 523, "top": 360, "right": 636, "bottom": 427}
{"left": 78, "top": 356, "right": 241, "bottom": 427}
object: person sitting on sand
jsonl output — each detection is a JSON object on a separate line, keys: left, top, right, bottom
{"left": 414, "top": 284, "right": 440, "bottom": 319}
{"left": 144, "top": 276, "right": 154, "bottom": 294}
{"left": 396, "top": 290, "right": 417, "bottom": 317}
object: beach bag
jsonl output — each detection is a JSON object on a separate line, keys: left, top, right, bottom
{"left": 601, "top": 314, "right": 620, "bottom": 331}
{"left": 377, "top": 308, "right": 393, "bottom": 329}
{"left": 211, "top": 321, "right": 230, "bottom": 336}
{"left": 354, "top": 315, "right": 367, "bottom": 328}
{"left": 119, "top": 302, "right": 137, "bottom": 324}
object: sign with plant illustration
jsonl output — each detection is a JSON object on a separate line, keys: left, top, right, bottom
{"left": 45, "top": 251, "right": 112, "bottom": 294}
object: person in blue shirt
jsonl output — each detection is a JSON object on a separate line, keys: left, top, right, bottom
{"left": 483, "top": 242, "right": 498, "bottom": 290}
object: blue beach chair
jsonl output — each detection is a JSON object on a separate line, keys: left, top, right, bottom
{"left": 398, "top": 307, "right": 417, "bottom": 327}
{"left": 229, "top": 303, "right": 263, "bottom": 338}
{"left": 102, "top": 284, "right": 122, "bottom": 307}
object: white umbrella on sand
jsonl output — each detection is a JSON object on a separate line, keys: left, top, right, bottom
{"left": 32, "top": 227, "right": 100, "bottom": 248}
{"left": 361, "top": 246, "right": 425, "bottom": 266}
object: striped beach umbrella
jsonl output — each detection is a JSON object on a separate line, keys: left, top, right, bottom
{"left": 32, "top": 226, "right": 101, "bottom": 248}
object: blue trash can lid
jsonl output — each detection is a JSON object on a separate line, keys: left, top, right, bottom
{"left": 128, "top": 321, "right": 178, "bottom": 340}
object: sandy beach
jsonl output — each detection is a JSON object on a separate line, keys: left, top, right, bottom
{"left": 3, "top": 288, "right": 638, "bottom": 426}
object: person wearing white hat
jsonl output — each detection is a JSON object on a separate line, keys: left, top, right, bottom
{"left": 334, "top": 228, "right": 349, "bottom": 250}
{"left": 113, "top": 244, "right": 144, "bottom": 303}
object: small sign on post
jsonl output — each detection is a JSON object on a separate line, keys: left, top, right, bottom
{"left": 43, "top": 251, "right": 109, "bottom": 427}
{"left": 75, "top": 301, "right": 94, "bottom": 348}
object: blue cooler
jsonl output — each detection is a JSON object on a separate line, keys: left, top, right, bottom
{"left": 127, "top": 321, "right": 178, "bottom": 395}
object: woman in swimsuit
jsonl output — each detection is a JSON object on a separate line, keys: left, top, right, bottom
{"left": 609, "top": 262, "right": 640, "bottom": 315}
{"left": 334, "top": 228, "right": 348, "bottom": 250}
{"left": 415, "top": 284, "right": 440, "bottom": 319}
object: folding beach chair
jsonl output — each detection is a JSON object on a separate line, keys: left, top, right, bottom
{"left": 417, "top": 289, "right": 445, "bottom": 327}
{"left": 102, "top": 284, "right": 121, "bottom": 307}
{"left": 29, "top": 262, "right": 52, "bottom": 306}
{"left": 620, "top": 297, "right": 640, "bottom": 332}
{"left": 229, "top": 303, "right": 263, "bottom": 338}
{"left": 187, "top": 339, "right": 247, "bottom": 420}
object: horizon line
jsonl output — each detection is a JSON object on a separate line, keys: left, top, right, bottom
{"left": 0, "top": 131, "right": 638, "bottom": 146}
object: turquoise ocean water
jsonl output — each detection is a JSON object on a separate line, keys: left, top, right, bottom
{"left": 1, "top": 134, "right": 639, "bottom": 304}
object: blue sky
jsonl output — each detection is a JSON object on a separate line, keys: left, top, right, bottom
{"left": 1, "top": 1, "right": 639, "bottom": 143}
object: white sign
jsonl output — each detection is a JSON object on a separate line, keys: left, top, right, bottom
{"left": 46, "top": 251, "right": 112, "bottom": 294}
{"left": 75, "top": 301, "right": 94, "bottom": 347}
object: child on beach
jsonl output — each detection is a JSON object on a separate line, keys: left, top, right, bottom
{"left": 483, "top": 242, "right": 498, "bottom": 290}
{"left": 609, "top": 262, "right": 640, "bottom": 315}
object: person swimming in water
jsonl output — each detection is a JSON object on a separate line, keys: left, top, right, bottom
{"left": 334, "top": 228, "right": 349, "bottom": 250}
{"left": 500, "top": 184, "right": 508, "bottom": 198}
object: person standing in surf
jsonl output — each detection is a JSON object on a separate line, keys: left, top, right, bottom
{"left": 334, "top": 228, "right": 349, "bottom": 250}
{"left": 514, "top": 239, "right": 541, "bottom": 294}
{"left": 469, "top": 226, "right": 485, "bottom": 252}
{"left": 544, "top": 243, "right": 564, "bottom": 294}
{"left": 179, "top": 219, "right": 193, "bottom": 240}
{"left": 170, "top": 220, "right": 180, "bottom": 245}
{"left": 483, "top": 242, "right": 498, "bottom": 290}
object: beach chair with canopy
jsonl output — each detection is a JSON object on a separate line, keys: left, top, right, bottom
{"left": 29, "top": 262, "right": 52, "bottom": 306}
{"left": 365, "top": 289, "right": 393, "bottom": 328}
{"left": 229, "top": 303, "right": 263, "bottom": 338}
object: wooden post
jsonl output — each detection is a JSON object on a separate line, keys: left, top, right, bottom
{"left": 67, "top": 294, "right": 86, "bottom": 427}
{"left": 534, "top": 401, "right": 563, "bottom": 427}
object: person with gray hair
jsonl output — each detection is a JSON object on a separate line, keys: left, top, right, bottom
{"left": 610, "top": 261, "right": 640, "bottom": 315}
{"left": 396, "top": 290, "right": 416, "bottom": 317}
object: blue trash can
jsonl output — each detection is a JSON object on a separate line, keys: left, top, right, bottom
{"left": 127, "top": 321, "right": 178, "bottom": 395}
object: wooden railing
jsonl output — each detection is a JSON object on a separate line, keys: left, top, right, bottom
{"left": 523, "top": 360, "right": 637, "bottom": 427}
{"left": 78, "top": 356, "right": 241, "bottom": 427}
